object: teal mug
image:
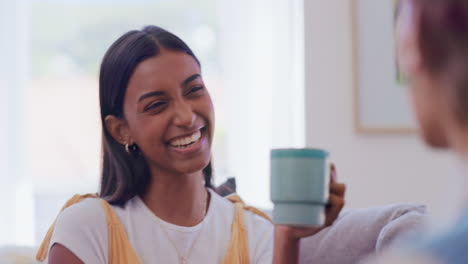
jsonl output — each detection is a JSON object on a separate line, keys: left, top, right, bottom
{"left": 270, "top": 148, "right": 330, "bottom": 227}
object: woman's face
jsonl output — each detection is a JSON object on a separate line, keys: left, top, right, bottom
{"left": 114, "top": 49, "right": 214, "bottom": 175}
{"left": 396, "top": 0, "right": 449, "bottom": 148}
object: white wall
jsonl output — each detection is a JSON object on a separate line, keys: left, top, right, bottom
{"left": 303, "top": 0, "right": 465, "bottom": 226}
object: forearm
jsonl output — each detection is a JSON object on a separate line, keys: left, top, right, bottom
{"left": 272, "top": 226, "right": 300, "bottom": 264}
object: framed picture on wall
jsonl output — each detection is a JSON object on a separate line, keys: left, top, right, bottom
{"left": 352, "top": 0, "right": 417, "bottom": 133}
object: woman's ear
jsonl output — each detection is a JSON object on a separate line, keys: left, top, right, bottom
{"left": 105, "top": 115, "right": 132, "bottom": 145}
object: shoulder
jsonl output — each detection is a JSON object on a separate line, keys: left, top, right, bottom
{"left": 50, "top": 197, "right": 108, "bottom": 242}
{"left": 243, "top": 209, "right": 273, "bottom": 231}
{"left": 241, "top": 203, "right": 273, "bottom": 263}
{"left": 57, "top": 197, "right": 107, "bottom": 224}
{"left": 49, "top": 198, "right": 108, "bottom": 264}
{"left": 207, "top": 190, "right": 273, "bottom": 262}
{"left": 209, "top": 190, "right": 273, "bottom": 235}
{"left": 212, "top": 191, "right": 272, "bottom": 228}
{"left": 208, "top": 189, "right": 236, "bottom": 219}
{"left": 211, "top": 189, "right": 235, "bottom": 209}
{"left": 53, "top": 197, "right": 109, "bottom": 237}
{"left": 422, "top": 218, "right": 468, "bottom": 263}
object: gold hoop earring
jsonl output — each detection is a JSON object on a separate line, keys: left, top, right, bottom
{"left": 125, "top": 143, "right": 131, "bottom": 154}
{"left": 125, "top": 143, "right": 139, "bottom": 154}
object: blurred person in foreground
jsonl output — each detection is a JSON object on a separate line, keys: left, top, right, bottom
{"left": 365, "top": 1, "right": 468, "bottom": 263}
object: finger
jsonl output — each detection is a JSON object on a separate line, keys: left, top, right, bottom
{"left": 330, "top": 182, "right": 346, "bottom": 197}
{"left": 330, "top": 163, "right": 337, "bottom": 183}
{"left": 325, "top": 194, "right": 345, "bottom": 226}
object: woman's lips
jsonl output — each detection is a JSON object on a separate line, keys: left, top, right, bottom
{"left": 167, "top": 127, "right": 207, "bottom": 155}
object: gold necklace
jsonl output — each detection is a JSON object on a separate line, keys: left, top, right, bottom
{"left": 156, "top": 188, "right": 209, "bottom": 264}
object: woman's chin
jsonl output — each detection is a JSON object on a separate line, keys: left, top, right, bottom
{"left": 174, "top": 159, "right": 211, "bottom": 176}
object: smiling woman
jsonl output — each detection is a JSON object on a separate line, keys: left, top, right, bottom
{"left": 37, "top": 25, "right": 274, "bottom": 264}
{"left": 33, "top": 25, "right": 345, "bottom": 264}
{"left": 98, "top": 27, "right": 214, "bottom": 206}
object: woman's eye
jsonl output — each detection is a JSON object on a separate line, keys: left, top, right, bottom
{"left": 145, "top": 101, "right": 167, "bottom": 112}
{"left": 188, "top": 86, "right": 204, "bottom": 95}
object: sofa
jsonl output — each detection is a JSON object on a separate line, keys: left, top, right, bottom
{"left": 298, "top": 203, "right": 426, "bottom": 263}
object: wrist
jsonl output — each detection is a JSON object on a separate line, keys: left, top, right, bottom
{"left": 273, "top": 225, "right": 300, "bottom": 264}
{"left": 274, "top": 225, "right": 301, "bottom": 243}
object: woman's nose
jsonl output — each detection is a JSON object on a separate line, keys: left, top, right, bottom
{"left": 172, "top": 100, "right": 196, "bottom": 128}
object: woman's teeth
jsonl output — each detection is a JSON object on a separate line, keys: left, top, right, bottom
{"left": 170, "top": 130, "right": 202, "bottom": 147}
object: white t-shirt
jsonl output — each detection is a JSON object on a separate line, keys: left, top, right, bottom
{"left": 49, "top": 189, "right": 273, "bottom": 264}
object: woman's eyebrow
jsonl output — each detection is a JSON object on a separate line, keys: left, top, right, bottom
{"left": 138, "top": 91, "right": 165, "bottom": 103}
{"left": 181, "top": 74, "right": 201, "bottom": 87}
